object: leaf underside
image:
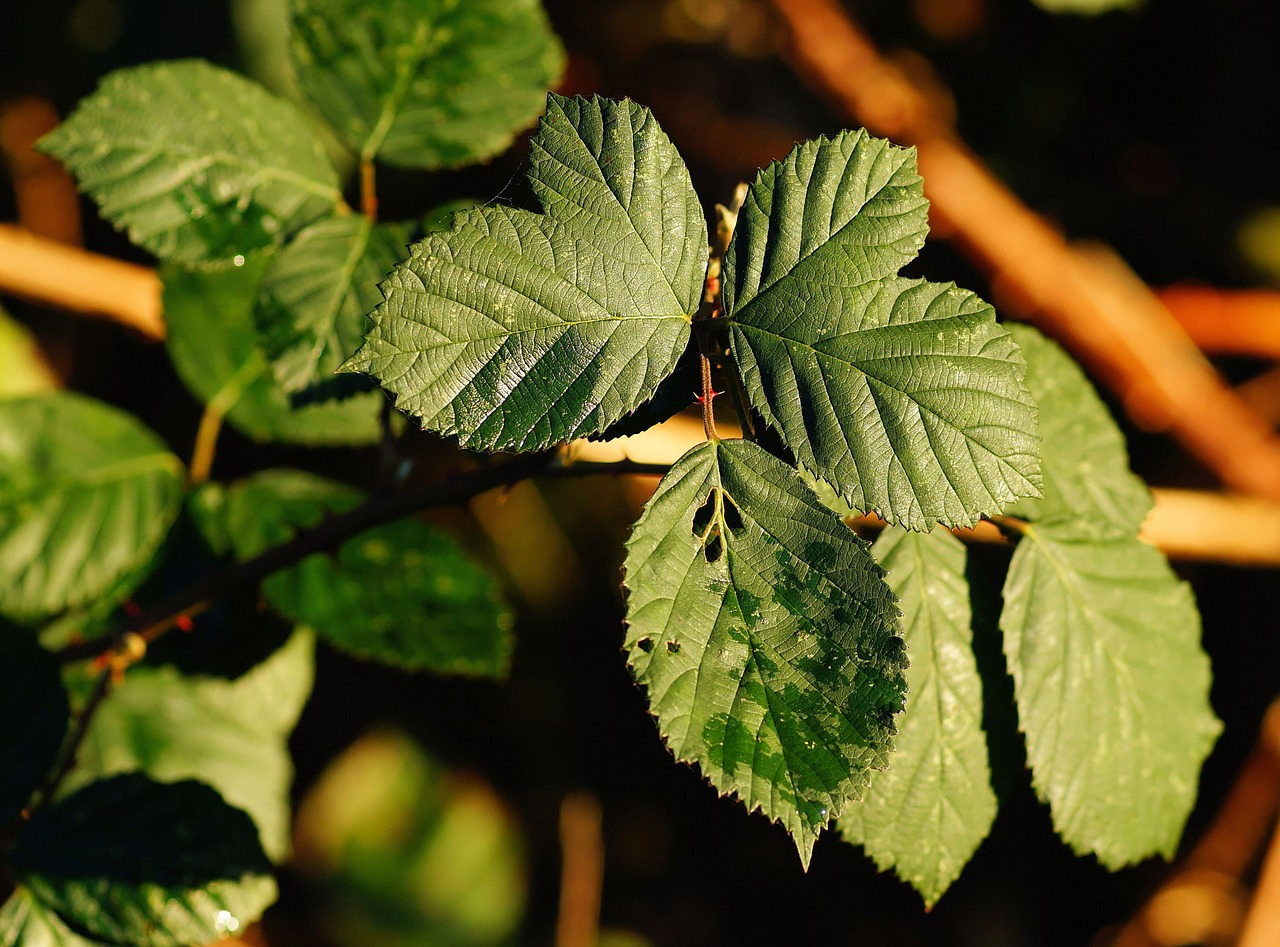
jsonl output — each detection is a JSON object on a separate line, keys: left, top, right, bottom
{"left": 722, "top": 129, "right": 1040, "bottom": 530}
{"left": 839, "top": 527, "right": 995, "bottom": 907}
{"left": 39, "top": 60, "right": 339, "bottom": 266}
{"left": 623, "top": 438, "right": 906, "bottom": 866}
{"left": 290, "top": 0, "right": 565, "bottom": 168}
{"left": 342, "top": 93, "right": 707, "bottom": 451}
{"left": 1001, "top": 527, "right": 1220, "bottom": 868}
{"left": 0, "top": 393, "right": 184, "bottom": 622}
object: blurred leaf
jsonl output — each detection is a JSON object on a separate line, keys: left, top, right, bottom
{"left": 163, "top": 257, "right": 382, "bottom": 446}
{"left": 0, "top": 630, "right": 69, "bottom": 826}
{"left": 0, "top": 889, "right": 103, "bottom": 946}
{"left": 342, "top": 94, "right": 705, "bottom": 451}
{"left": 1028, "top": 0, "right": 1141, "bottom": 14}
{"left": 216, "top": 469, "right": 513, "bottom": 674}
{"left": 839, "top": 527, "right": 995, "bottom": 907}
{"left": 623, "top": 438, "right": 906, "bottom": 866}
{"left": 0, "top": 393, "right": 184, "bottom": 622}
{"left": 10, "top": 774, "right": 276, "bottom": 947}
{"left": 722, "top": 130, "right": 1040, "bottom": 530}
{"left": 290, "top": 0, "right": 565, "bottom": 167}
{"left": 256, "top": 216, "right": 411, "bottom": 395}
{"left": 1238, "top": 206, "right": 1280, "bottom": 284}
{"left": 294, "top": 729, "right": 526, "bottom": 947}
{"left": 0, "top": 307, "right": 57, "bottom": 398}
{"left": 1005, "top": 325, "right": 1151, "bottom": 537}
{"left": 1001, "top": 526, "right": 1221, "bottom": 867}
{"left": 60, "top": 629, "right": 314, "bottom": 862}
{"left": 39, "top": 60, "right": 341, "bottom": 266}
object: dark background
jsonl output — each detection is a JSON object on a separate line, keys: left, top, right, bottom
{"left": 3, "top": 1, "right": 1280, "bottom": 944}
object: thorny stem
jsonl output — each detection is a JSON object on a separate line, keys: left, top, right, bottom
{"left": 692, "top": 183, "right": 749, "bottom": 443}
{"left": 698, "top": 336, "right": 719, "bottom": 441}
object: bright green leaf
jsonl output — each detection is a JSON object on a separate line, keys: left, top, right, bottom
{"left": 290, "top": 0, "right": 565, "bottom": 168}
{"left": 0, "top": 631, "right": 69, "bottom": 826}
{"left": 60, "top": 630, "right": 314, "bottom": 862}
{"left": 10, "top": 774, "right": 277, "bottom": 947}
{"left": 0, "top": 393, "right": 184, "bottom": 622}
{"left": 0, "top": 889, "right": 104, "bottom": 946}
{"left": 38, "top": 60, "right": 341, "bottom": 266}
{"left": 838, "top": 527, "right": 995, "bottom": 907}
{"left": 163, "top": 258, "right": 382, "bottom": 446}
{"left": 622, "top": 438, "right": 906, "bottom": 865}
{"left": 1001, "top": 525, "right": 1221, "bottom": 867}
{"left": 294, "top": 729, "right": 527, "bottom": 947}
{"left": 220, "top": 469, "right": 513, "bottom": 674}
{"left": 0, "top": 306, "right": 58, "bottom": 399}
{"left": 1005, "top": 324, "right": 1151, "bottom": 537}
{"left": 256, "top": 216, "right": 410, "bottom": 394}
{"left": 342, "top": 94, "right": 706, "bottom": 451}
{"left": 722, "top": 130, "right": 1040, "bottom": 530}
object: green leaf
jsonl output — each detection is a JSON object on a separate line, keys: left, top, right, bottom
{"left": 1000, "top": 525, "right": 1221, "bottom": 867}
{"left": 0, "top": 889, "right": 104, "bottom": 946}
{"left": 0, "top": 393, "right": 184, "bottom": 622}
{"left": 0, "top": 306, "right": 58, "bottom": 399}
{"left": 163, "top": 257, "right": 382, "bottom": 446}
{"left": 290, "top": 0, "right": 565, "bottom": 168}
{"left": 39, "top": 60, "right": 341, "bottom": 266}
{"left": 622, "top": 438, "right": 906, "bottom": 865}
{"left": 221, "top": 469, "right": 513, "bottom": 674}
{"left": 1005, "top": 324, "right": 1151, "bottom": 537}
{"left": 838, "top": 527, "right": 995, "bottom": 907}
{"left": 0, "top": 631, "right": 69, "bottom": 826}
{"left": 342, "top": 93, "right": 706, "bottom": 451}
{"left": 1029, "top": 0, "right": 1141, "bottom": 14}
{"left": 256, "top": 216, "right": 411, "bottom": 395}
{"left": 60, "top": 629, "right": 314, "bottom": 863}
{"left": 294, "top": 730, "right": 527, "bottom": 947}
{"left": 10, "top": 774, "right": 276, "bottom": 947}
{"left": 722, "top": 130, "right": 1040, "bottom": 530}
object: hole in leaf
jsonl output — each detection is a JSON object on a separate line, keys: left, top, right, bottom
{"left": 637, "top": 637, "right": 654, "bottom": 653}
{"left": 666, "top": 640, "right": 681, "bottom": 654}
{"left": 692, "top": 490, "right": 716, "bottom": 537}
{"left": 704, "top": 530, "right": 723, "bottom": 563}
{"left": 722, "top": 494, "right": 743, "bottom": 532}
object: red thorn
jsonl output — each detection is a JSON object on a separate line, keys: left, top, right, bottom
{"left": 121, "top": 600, "right": 141, "bottom": 617}
{"left": 695, "top": 389, "right": 725, "bottom": 405}
{"left": 175, "top": 614, "right": 194, "bottom": 632}
{"left": 90, "top": 654, "right": 110, "bottom": 672}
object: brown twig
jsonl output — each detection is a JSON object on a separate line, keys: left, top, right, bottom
{"left": 360, "top": 159, "right": 378, "bottom": 222}
{"left": 1158, "top": 286, "right": 1280, "bottom": 361}
{"left": 555, "top": 792, "right": 604, "bottom": 947}
{"left": 769, "top": 0, "right": 1280, "bottom": 501}
{"left": 0, "top": 225, "right": 163, "bottom": 339}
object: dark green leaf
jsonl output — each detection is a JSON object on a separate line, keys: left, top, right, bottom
{"left": 623, "top": 438, "right": 906, "bottom": 865}
{"left": 10, "top": 774, "right": 276, "bottom": 947}
{"left": 722, "top": 130, "right": 1040, "bottom": 530}
{"left": 163, "top": 258, "right": 382, "bottom": 446}
{"left": 1005, "top": 324, "right": 1151, "bottom": 537}
{"left": 0, "top": 394, "right": 183, "bottom": 622}
{"left": 221, "top": 470, "right": 513, "bottom": 674}
{"left": 0, "top": 631, "right": 69, "bottom": 826}
{"left": 291, "top": 0, "right": 565, "bottom": 168}
{"left": 342, "top": 94, "right": 706, "bottom": 451}
{"left": 1000, "top": 525, "right": 1220, "bottom": 867}
{"left": 60, "top": 630, "right": 314, "bottom": 862}
{"left": 256, "top": 216, "right": 410, "bottom": 394}
{"left": 590, "top": 338, "right": 699, "bottom": 441}
{"left": 839, "top": 527, "right": 994, "bottom": 906}
{"left": 39, "top": 60, "right": 341, "bottom": 266}
{"left": 0, "top": 889, "right": 104, "bottom": 946}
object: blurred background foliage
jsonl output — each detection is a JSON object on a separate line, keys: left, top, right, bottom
{"left": 4, "top": 0, "right": 1280, "bottom": 944}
